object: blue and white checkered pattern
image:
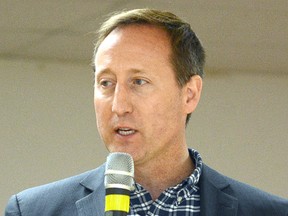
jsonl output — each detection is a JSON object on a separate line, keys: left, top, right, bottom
{"left": 129, "top": 149, "right": 202, "bottom": 216}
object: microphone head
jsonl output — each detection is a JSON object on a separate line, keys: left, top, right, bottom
{"left": 105, "top": 152, "right": 134, "bottom": 191}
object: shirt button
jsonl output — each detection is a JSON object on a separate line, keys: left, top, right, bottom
{"left": 177, "top": 196, "right": 182, "bottom": 204}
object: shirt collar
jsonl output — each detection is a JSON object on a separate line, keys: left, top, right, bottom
{"left": 187, "top": 148, "right": 203, "bottom": 187}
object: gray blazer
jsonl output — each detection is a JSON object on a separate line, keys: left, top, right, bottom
{"left": 5, "top": 164, "right": 288, "bottom": 216}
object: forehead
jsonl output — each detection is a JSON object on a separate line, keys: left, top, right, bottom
{"left": 94, "top": 24, "right": 172, "bottom": 65}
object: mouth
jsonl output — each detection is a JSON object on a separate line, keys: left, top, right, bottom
{"left": 116, "top": 127, "right": 136, "bottom": 136}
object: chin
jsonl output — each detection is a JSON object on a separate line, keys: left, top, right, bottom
{"left": 112, "top": 148, "right": 142, "bottom": 162}
{"left": 108, "top": 146, "right": 134, "bottom": 154}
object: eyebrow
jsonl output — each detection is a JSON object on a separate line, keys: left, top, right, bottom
{"left": 96, "top": 67, "right": 147, "bottom": 78}
{"left": 95, "top": 68, "right": 113, "bottom": 82}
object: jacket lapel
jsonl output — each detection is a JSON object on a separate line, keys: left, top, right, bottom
{"left": 200, "top": 164, "right": 238, "bottom": 216}
{"left": 76, "top": 164, "right": 106, "bottom": 216}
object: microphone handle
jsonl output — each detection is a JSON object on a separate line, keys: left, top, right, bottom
{"left": 105, "top": 188, "right": 130, "bottom": 216}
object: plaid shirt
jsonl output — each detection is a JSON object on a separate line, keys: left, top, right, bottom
{"left": 129, "top": 149, "right": 202, "bottom": 216}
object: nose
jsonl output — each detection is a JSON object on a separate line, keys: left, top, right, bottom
{"left": 112, "top": 84, "right": 133, "bottom": 116}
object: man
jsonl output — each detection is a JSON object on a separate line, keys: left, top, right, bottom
{"left": 5, "top": 8, "right": 288, "bottom": 216}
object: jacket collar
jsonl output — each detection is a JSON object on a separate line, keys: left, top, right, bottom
{"left": 76, "top": 164, "right": 106, "bottom": 216}
{"left": 200, "top": 164, "right": 238, "bottom": 216}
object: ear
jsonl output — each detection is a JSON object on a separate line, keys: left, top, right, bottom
{"left": 183, "top": 75, "right": 202, "bottom": 114}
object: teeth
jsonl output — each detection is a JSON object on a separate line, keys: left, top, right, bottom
{"left": 117, "top": 128, "right": 135, "bottom": 136}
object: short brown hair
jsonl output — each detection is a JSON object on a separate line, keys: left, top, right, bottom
{"left": 93, "top": 8, "right": 205, "bottom": 124}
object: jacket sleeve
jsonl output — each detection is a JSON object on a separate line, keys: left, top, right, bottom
{"left": 4, "top": 195, "right": 21, "bottom": 216}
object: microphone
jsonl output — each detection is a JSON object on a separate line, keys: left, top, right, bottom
{"left": 104, "top": 152, "right": 134, "bottom": 216}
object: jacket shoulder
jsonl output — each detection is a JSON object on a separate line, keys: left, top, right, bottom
{"left": 18, "top": 168, "right": 95, "bottom": 199}
{"left": 201, "top": 164, "right": 288, "bottom": 215}
{"left": 5, "top": 165, "right": 105, "bottom": 216}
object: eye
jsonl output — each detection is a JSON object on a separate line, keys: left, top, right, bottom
{"left": 133, "top": 79, "right": 148, "bottom": 86}
{"left": 99, "top": 79, "right": 114, "bottom": 88}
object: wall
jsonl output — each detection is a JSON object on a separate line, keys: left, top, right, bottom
{"left": 1, "top": 58, "right": 287, "bottom": 213}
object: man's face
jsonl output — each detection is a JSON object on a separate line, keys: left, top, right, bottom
{"left": 94, "top": 25, "right": 190, "bottom": 166}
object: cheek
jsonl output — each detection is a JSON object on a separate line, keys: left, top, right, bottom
{"left": 94, "top": 101, "right": 100, "bottom": 121}
{"left": 94, "top": 100, "right": 109, "bottom": 128}
{"left": 94, "top": 96, "right": 110, "bottom": 114}
{"left": 147, "top": 96, "right": 181, "bottom": 124}
{"left": 158, "top": 95, "right": 185, "bottom": 126}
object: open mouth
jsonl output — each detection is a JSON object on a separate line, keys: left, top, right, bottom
{"left": 116, "top": 128, "right": 136, "bottom": 136}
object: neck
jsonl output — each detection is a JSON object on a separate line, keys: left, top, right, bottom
{"left": 134, "top": 147, "right": 194, "bottom": 200}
